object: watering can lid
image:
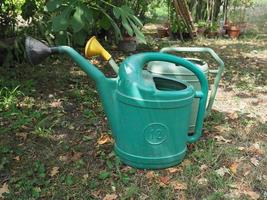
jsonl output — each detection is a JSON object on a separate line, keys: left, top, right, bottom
{"left": 147, "top": 58, "right": 208, "bottom": 76}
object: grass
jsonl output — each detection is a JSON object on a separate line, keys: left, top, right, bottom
{"left": 0, "top": 36, "right": 267, "bottom": 199}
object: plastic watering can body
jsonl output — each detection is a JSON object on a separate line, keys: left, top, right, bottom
{"left": 25, "top": 37, "right": 208, "bottom": 169}
{"left": 113, "top": 53, "right": 208, "bottom": 168}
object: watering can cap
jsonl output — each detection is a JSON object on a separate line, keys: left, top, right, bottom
{"left": 85, "top": 36, "right": 112, "bottom": 61}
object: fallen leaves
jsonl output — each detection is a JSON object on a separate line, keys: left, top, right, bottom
{"left": 171, "top": 181, "right": 187, "bottom": 190}
{"left": 103, "top": 194, "right": 118, "bottom": 200}
{"left": 145, "top": 171, "right": 156, "bottom": 179}
{"left": 243, "top": 190, "right": 260, "bottom": 200}
{"left": 0, "top": 183, "right": 9, "bottom": 198}
{"left": 97, "top": 134, "right": 113, "bottom": 145}
{"left": 215, "top": 166, "right": 230, "bottom": 177}
{"left": 225, "top": 184, "right": 261, "bottom": 200}
{"left": 50, "top": 166, "right": 59, "bottom": 177}
{"left": 50, "top": 100, "right": 62, "bottom": 108}
{"left": 166, "top": 167, "right": 182, "bottom": 174}
{"left": 214, "top": 135, "right": 232, "bottom": 143}
{"left": 59, "top": 151, "right": 83, "bottom": 162}
{"left": 229, "top": 162, "right": 239, "bottom": 174}
{"left": 197, "top": 178, "right": 208, "bottom": 185}
{"left": 250, "top": 157, "right": 260, "bottom": 166}
{"left": 159, "top": 176, "right": 170, "bottom": 185}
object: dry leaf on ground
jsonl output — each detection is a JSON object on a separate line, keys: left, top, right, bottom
{"left": 250, "top": 157, "right": 260, "bottom": 166}
{"left": 200, "top": 164, "right": 208, "bottom": 171}
{"left": 237, "top": 146, "right": 245, "bottom": 151}
{"left": 50, "top": 100, "right": 62, "bottom": 108}
{"left": 167, "top": 167, "right": 182, "bottom": 174}
{"left": 215, "top": 167, "right": 230, "bottom": 177}
{"left": 70, "top": 152, "right": 83, "bottom": 161}
{"left": 197, "top": 178, "right": 208, "bottom": 185}
{"left": 171, "top": 181, "right": 187, "bottom": 190}
{"left": 14, "top": 156, "right": 20, "bottom": 161}
{"left": 103, "top": 194, "right": 118, "bottom": 200}
{"left": 249, "top": 143, "right": 264, "bottom": 155}
{"left": 0, "top": 183, "right": 9, "bottom": 198}
{"left": 146, "top": 171, "right": 156, "bottom": 179}
{"left": 214, "top": 136, "right": 232, "bottom": 143}
{"left": 97, "top": 134, "right": 112, "bottom": 145}
{"left": 159, "top": 176, "right": 170, "bottom": 185}
{"left": 229, "top": 162, "right": 239, "bottom": 174}
{"left": 243, "top": 190, "right": 260, "bottom": 200}
{"left": 50, "top": 166, "right": 59, "bottom": 177}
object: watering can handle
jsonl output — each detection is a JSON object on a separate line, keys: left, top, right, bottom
{"left": 160, "top": 47, "right": 224, "bottom": 116}
{"left": 121, "top": 52, "right": 208, "bottom": 143}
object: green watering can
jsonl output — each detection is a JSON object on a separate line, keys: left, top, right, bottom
{"left": 25, "top": 37, "right": 208, "bottom": 169}
{"left": 84, "top": 37, "right": 224, "bottom": 133}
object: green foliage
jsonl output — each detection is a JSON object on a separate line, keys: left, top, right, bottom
{"left": 44, "top": 0, "right": 146, "bottom": 45}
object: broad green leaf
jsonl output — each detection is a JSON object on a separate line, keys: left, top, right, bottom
{"left": 129, "top": 15, "right": 143, "bottom": 27}
{"left": 71, "top": 6, "right": 85, "bottom": 33}
{"left": 129, "top": 21, "right": 146, "bottom": 44}
{"left": 113, "top": 7, "right": 121, "bottom": 19}
{"left": 121, "top": 15, "right": 133, "bottom": 36}
{"left": 82, "top": 6, "right": 93, "bottom": 24}
{"left": 52, "top": 7, "right": 72, "bottom": 32}
{"left": 99, "top": 7, "right": 122, "bottom": 40}
{"left": 45, "top": 0, "right": 62, "bottom": 12}
{"left": 99, "top": 16, "right": 111, "bottom": 30}
{"left": 121, "top": 5, "right": 134, "bottom": 15}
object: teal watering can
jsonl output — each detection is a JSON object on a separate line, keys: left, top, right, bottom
{"left": 84, "top": 37, "right": 224, "bottom": 133}
{"left": 25, "top": 37, "right": 208, "bottom": 169}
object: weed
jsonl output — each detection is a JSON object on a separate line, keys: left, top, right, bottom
{"left": 0, "top": 86, "right": 23, "bottom": 111}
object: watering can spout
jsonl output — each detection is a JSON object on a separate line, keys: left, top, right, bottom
{"left": 25, "top": 37, "right": 105, "bottom": 84}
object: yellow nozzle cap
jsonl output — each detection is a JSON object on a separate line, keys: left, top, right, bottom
{"left": 85, "top": 36, "right": 112, "bottom": 61}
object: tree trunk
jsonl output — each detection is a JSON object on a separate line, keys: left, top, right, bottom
{"left": 214, "top": 0, "right": 223, "bottom": 21}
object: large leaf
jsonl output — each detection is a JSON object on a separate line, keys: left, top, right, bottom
{"left": 121, "top": 5, "right": 134, "bottom": 15}
{"left": 71, "top": 6, "right": 85, "bottom": 33}
{"left": 112, "top": 7, "right": 121, "bottom": 19}
{"left": 45, "top": 0, "right": 62, "bottom": 12}
{"left": 128, "top": 15, "right": 143, "bottom": 27}
{"left": 82, "top": 6, "right": 93, "bottom": 24}
{"left": 99, "top": 7, "right": 122, "bottom": 41}
{"left": 99, "top": 16, "right": 111, "bottom": 30}
{"left": 52, "top": 7, "right": 72, "bottom": 32}
{"left": 121, "top": 15, "right": 133, "bottom": 36}
{"left": 129, "top": 20, "right": 146, "bottom": 44}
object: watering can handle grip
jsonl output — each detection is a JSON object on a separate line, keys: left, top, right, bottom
{"left": 160, "top": 47, "right": 224, "bottom": 116}
{"left": 122, "top": 52, "right": 208, "bottom": 143}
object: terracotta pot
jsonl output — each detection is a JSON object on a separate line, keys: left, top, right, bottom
{"left": 228, "top": 26, "right": 240, "bottom": 39}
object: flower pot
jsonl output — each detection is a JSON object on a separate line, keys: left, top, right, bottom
{"left": 228, "top": 26, "right": 240, "bottom": 39}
